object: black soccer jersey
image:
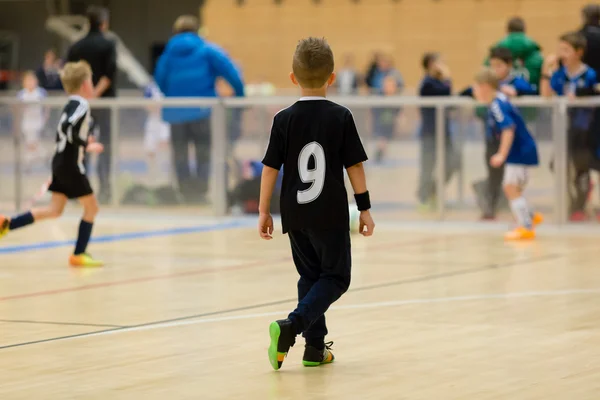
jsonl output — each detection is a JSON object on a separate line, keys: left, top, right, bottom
{"left": 52, "top": 95, "right": 91, "bottom": 176}
{"left": 262, "top": 97, "right": 368, "bottom": 233}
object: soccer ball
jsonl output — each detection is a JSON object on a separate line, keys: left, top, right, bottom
{"left": 349, "top": 205, "right": 360, "bottom": 234}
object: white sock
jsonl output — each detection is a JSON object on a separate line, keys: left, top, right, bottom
{"left": 510, "top": 197, "right": 532, "bottom": 229}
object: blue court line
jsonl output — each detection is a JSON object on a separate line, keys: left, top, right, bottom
{"left": 0, "top": 219, "right": 250, "bottom": 255}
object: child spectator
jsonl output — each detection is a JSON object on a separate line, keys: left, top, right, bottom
{"left": 372, "top": 75, "right": 401, "bottom": 162}
{"left": 485, "top": 17, "right": 544, "bottom": 89}
{"left": 36, "top": 49, "right": 63, "bottom": 91}
{"left": 17, "top": 71, "right": 48, "bottom": 170}
{"left": 143, "top": 81, "right": 171, "bottom": 186}
{"left": 541, "top": 31, "right": 598, "bottom": 221}
{"left": 417, "top": 52, "right": 458, "bottom": 211}
{"left": 336, "top": 54, "right": 361, "bottom": 95}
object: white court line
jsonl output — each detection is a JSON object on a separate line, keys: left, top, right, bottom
{"left": 81, "top": 288, "right": 600, "bottom": 340}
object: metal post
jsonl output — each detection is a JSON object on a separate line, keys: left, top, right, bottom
{"left": 110, "top": 105, "right": 119, "bottom": 207}
{"left": 435, "top": 104, "right": 446, "bottom": 219}
{"left": 455, "top": 116, "right": 465, "bottom": 206}
{"left": 553, "top": 100, "right": 569, "bottom": 225}
{"left": 211, "top": 101, "right": 228, "bottom": 216}
{"left": 258, "top": 105, "right": 269, "bottom": 154}
{"left": 14, "top": 105, "right": 22, "bottom": 212}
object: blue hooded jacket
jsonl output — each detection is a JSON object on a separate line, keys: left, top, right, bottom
{"left": 154, "top": 33, "right": 245, "bottom": 124}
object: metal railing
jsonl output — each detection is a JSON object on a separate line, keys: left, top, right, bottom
{"left": 0, "top": 95, "right": 597, "bottom": 224}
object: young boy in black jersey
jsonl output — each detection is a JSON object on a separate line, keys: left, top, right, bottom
{"left": 0, "top": 61, "right": 105, "bottom": 267}
{"left": 259, "top": 37, "right": 375, "bottom": 371}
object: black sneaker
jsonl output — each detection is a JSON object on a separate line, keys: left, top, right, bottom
{"left": 302, "top": 341, "right": 335, "bottom": 367}
{"left": 268, "top": 319, "right": 296, "bottom": 370}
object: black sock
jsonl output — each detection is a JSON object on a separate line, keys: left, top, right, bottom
{"left": 74, "top": 220, "right": 94, "bottom": 255}
{"left": 9, "top": 212, "right": 34, "bottom": 230}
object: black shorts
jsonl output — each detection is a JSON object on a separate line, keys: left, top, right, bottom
{"left": 48, "top": 172, "right": 93, "bottom": 199}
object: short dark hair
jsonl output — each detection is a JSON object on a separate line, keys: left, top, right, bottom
{"left": 560, "top": 31, "right": 587, "bottom": 52}
{"left": 507, "top": 17, "right": 525, "bottom": 33}
{"left": 86, "top": 6, "right": 109, "bottom": 30}
{"left": 583, "top": 4, "right": 600, "bottom": 25}
{"left": 292, "top": 37, "right": 334, "bottom": 89}
{"left": 489, "top": 47, "right": 513, "bottom": 64}
{"left": 421, "top": 52, "right": 439, "bottom": 70}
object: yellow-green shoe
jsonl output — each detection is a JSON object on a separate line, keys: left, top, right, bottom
{"left": 268, "top": 319, "right": 296, "bottom": 370}
{"left": 69, "top": 253, "right": 104, "bottom": 267}
{"left": 0, "top": 215, "right": 9, "bottom": 238}
{"left": 302, "top": 342, "right": 335, "bottom": 367}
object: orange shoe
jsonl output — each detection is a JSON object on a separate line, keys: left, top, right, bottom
{"left": 0, "top": 215, "right": 9, "bottom": 239}
{"left": 532, "top": 212, "right": 544, "bottom": 227}
{"left": 504, "top": 227, "right": 535, "bottom": 241}
{"left": 69, "top": 253, "right": 104, "bottom": 267}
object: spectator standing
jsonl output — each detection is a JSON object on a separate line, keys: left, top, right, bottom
{"left": 365, "top": 52, "right": 382, "bottom": 90}
{"left": 417, "top": 53, "right": 457, "bottom": 211}
{"left": 336, "top": 54, "right": 360, "bottom": 95}
{"left": 541, "top": 32, "right": 597, "bottom": 221}
{"left": 580, "top": 4, "right": 600, "bottom": 76}
{"left": 370, "top": 54, "right": 404, "bottom": 162}
{"left": 486, "top": 17, "right": 543, "bottom": 90}
{"left": 67, "top": 6, "right": 117, "bottom": 204}
{"left": 36, "top": 49, "right": 62, "bottom": 91}
{"left": 372, "top": 75, "right": 400, "bottom": 162}
{"left": 371, "top": 54, "right": 404, "bottom": 94}
{"left": 17, "top": 71, "right": 48, "bottom": 170}
{"left": 143, "top": 81, "right": 171, "bottom": 186}
{"left": 154, "top": 15, "right": 244, "bottom": 203}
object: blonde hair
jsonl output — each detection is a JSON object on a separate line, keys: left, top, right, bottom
{"left": 173, "top": 15, "right": 199, "bottom": 34}
{"left": 21, "top": 70, "right": 37, "bottom": 84}
{"left": 60, "top": 61, "right": 92, "bottom": 94}
{"left": 475, "top": 68, "right": 500, "bottom": 90}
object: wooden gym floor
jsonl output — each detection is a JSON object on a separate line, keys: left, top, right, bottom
{"left": 1, "top": 211, "right": 600, "bottom": 399}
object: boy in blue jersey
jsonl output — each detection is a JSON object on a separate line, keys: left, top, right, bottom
{"left": 462, "top": 48, "right": 537, "bottom": 220}
{"left": 541, "top": 32, "right": 598, "bottom": 221}
{"left": 473, "top": 68, "right": 543, "bottom": 240}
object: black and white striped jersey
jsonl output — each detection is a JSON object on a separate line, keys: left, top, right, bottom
{"left": 51, "top": 95, "right": 91, "bottom": 176}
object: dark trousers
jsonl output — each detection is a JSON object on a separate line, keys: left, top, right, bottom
{"left": 170, "top": 119, "right": 211, "bottom": 201}
{"left": 484, "top": 138, "right": 505, "bottom": 215}
{"left": 288, "top": 229, "right": 351, "bottom": 344}
{"left": 417, "top": 135, "right": 458, "bottom": 203}
{"left": 92, "top": 108, "right": 112, "bottom": 200}
{"left": 567, "top": 128, "right": 594, "bottom": 213}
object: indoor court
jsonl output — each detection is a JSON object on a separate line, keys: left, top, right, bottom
{"left": 2, "top": 210, "right": 600, "bottom": 399}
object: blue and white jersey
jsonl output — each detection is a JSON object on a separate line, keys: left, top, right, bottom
{"left": 17, "top": 87, "right": 47, "bottom": 131}
{"left": 487, "top": 93, "right": 538, "bottom": 166}
{"left": 551, "top": 64, "right": 597, "bottom": 131}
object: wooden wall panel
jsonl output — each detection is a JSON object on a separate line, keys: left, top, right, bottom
{"left": 204, "top": 0, "right": 591, "bottom": 90}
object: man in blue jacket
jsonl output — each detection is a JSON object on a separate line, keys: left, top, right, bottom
{"left": 154, "top": 15, "right": 244, "bottom": 203}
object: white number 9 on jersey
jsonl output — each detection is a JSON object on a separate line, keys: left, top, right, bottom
{"left": 297, "top": 141, "right": 326, "bottom": 204}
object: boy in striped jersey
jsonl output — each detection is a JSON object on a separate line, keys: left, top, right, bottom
{"left": 0, "top": 61, "right": 105, "bottom": 267}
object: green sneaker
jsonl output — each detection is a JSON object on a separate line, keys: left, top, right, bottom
{"left": 302, "top": 342, "right": 335, "bottom": 367}
{"left": 268, "top": 319, "right": 296, "bottom": 370}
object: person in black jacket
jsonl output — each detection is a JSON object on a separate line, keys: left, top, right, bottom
{"left": 67, "top": 6, "right": 117, "bottom": 204}
{"left": 581, "top": 4, "right": 600, "bottom": 76}
{"left": 36, "top": 49, "right": 62, "bottom": 91}
{"left": 417, "top": 52, "right": 458, "bottom": 211}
